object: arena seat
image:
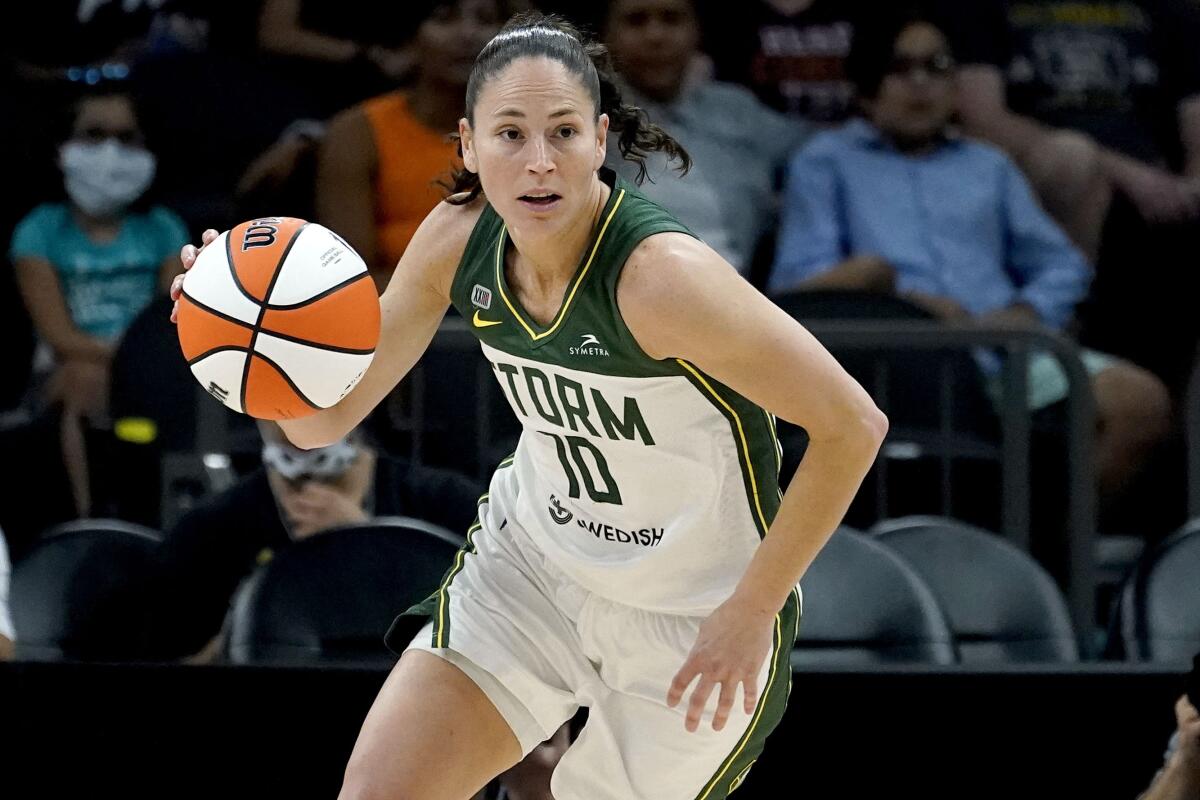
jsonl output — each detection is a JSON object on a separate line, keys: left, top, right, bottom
{"left": 1114, "top": 518, "right": 1200, "bottom": 661}
{"left": 10, "top": 519, "right": 163, "bottom": 661}
{"left": 872, "top": 516, "right": 1078, "bottom": 662}
{"left": 792, "top": 526, "right": 958, "bottom": 666}
{"left": 227, "top": 517, "right": 463, "bottom": 666}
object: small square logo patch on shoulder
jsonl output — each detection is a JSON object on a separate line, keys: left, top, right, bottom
{"left": 471, "top": 285, "right": 493, "bottom": 309}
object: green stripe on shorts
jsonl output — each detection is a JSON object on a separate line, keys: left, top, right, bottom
{"left": 694, "top": 589, "right": 801, "bottom": 799}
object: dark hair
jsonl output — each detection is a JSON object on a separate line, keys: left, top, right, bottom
{"left": 57, "top": 81, "right": 163, "bottom": 214}
{"left": 445, "top": 11, "right": 691, "bottom": 204}
{"left": 60, "top": 84, "right": 142, "bottom": 144}
{"left": 845, "top": 7, "right": 954, "bottom": 100}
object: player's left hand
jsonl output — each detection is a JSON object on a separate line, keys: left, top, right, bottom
{"left": 667, "top": 597, "right": 776, "bottom": 733}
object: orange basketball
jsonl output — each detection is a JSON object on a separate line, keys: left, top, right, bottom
{"left": 176, "top": 217, "right": 381, "bottom": 420}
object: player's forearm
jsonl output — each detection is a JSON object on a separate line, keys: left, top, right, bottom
{"left": 729, "top": 416, "right": 886, "bottom": 617}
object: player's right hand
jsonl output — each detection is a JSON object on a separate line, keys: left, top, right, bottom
{"left": 170, "top": 228, "right": 220, "bottom": 324}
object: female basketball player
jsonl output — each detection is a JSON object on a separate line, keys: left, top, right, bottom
{"left": 172, "top": 13, "right": 887, "bottom": 800}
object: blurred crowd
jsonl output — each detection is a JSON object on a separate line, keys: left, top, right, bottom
{"left": 3, "top": 2, "right": 1200, "bottom": 795}
{"left": 2, "top": 0, "right": 1200, "bottom": 655}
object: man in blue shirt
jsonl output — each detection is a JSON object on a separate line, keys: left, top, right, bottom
{"left": 769, "top": 11, "right": 1170, "bottom": 500}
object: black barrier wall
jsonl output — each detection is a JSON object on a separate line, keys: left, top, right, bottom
{"left": 0, "top": 662, "right": 1187, "bottom": 799}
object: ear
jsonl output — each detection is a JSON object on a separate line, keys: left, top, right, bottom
{"left": 594, "top": 112, "right": 610, "bottom": 170}
{"left": 459, "top": 118, "right": 478, "bottom": 174}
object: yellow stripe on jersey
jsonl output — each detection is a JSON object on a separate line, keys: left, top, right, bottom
{"left": 676, "top": 359, "right": 770, "bottom": 535}
{"left": 494, "top": 189, "right": 626, "bottom": 341}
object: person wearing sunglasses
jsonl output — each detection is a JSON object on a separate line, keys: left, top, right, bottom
{"left": 9, "top": 85, "right": 188, "bottom": 519}
{"left": 769, "top": 9, "right": 1171, "bottom": 517}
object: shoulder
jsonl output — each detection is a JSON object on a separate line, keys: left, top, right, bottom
{"left": 954, "top": 134, "right": 1011, "bottom": 165}
{"left": 15, "top": 202, "right": 67, "bottom": 231}
{"left": 413, "top": 194, "right": 487, "bottom": 253}
{"left": 620, "top": 231, "right": 728, "bottom": 310}
{"left": 797, "top": 124, "right": 863, "bottom": 159}
{"left": 952, "top": 135, "right": 1026, "bottom": 184}
{"left": 618, "top": 231, "right": 758, "bottom": 360}
{"left": 696, "top": 80, "right": 770, "bottom": 111}
{"left": 359, "top": 90, "right": 405, "bottom": 118}
{"left": 392, "top": 194, "right": 488, "bottom": 298}
{"left": 322, "top": 104, "right": 376, "bottom": 159}
{"left": 11, "top": 203, "right": 68, "bottom": 253}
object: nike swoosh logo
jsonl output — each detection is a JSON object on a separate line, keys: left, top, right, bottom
{"left": 473, "top": 310, "right": 503, "bottom": 328}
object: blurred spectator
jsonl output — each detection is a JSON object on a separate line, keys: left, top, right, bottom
{"left": 315, "top": 0, "right": 508, "bottom": 288}
{"left": 769, "top": 12, "right": 1172, "bottom": 501}
{"left": 704, "top": 0, "right": 867, "bottom": 126}
{"left": 603, "top": 0, "right": 808, "bottom": 281}
{"left": 6, "top": 0, "right": 159, "bottom": 76}
{"left": 0, "top": 60, "right": 46, "bottom": 412}
{"left": 10, "top": 86, "right": 187, "bottom": 516}
{"left": 945, "top": 0, "right": 1200, "bottom": 249}
{"left": 942, "top": 0, "right": 1200, "bottom": 392}
{"left": 257, "top": 0, "right": 472, "bottom": 117}
{"left": 149, "top": 422, "right": 482, "bottom": 663}
{"left": 1139, "top": 690, "right": 1200, "bottom": 799}
{"left": 0, "top": 525, "right": 13, "bottom": 661}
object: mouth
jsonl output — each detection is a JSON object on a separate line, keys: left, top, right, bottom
{"left": 518, "top": 192, "right": 563, "bottom": 211}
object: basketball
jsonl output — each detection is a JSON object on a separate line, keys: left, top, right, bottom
{"left": 175, "top": 216, "right": 380, "bottom": 420}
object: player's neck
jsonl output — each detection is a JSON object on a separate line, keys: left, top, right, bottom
{"left": 507, "top": 178, "right": 610, "bottom": 291}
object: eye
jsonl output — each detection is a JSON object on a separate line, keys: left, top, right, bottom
{"left": 500, "top": 128, "right": 522, "bottom": 141}
{"left": 557, "top": 126, "right": 577, "bottom": 139}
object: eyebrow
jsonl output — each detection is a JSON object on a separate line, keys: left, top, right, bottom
{"left": 494, "top": 107, "right": 580, "bottom": 119}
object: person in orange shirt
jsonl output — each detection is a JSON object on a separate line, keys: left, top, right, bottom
{"left": 316, "top": 0, "right": 515, "bottom": 290}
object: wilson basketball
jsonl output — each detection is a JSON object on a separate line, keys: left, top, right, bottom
{"left": 176, "top": 217, "right": 380, "bottom": 420}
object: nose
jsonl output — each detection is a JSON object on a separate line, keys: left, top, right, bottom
{"left": 526, "top": 135, "right": 555, "bottom": 175}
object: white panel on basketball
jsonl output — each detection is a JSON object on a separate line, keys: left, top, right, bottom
{"left": 181, "top": 231, "right": 262, "bottom": 325}
{"left": 252, "top": 333, "right": 374, "bottom": 408}
{"left": 266, "top": 223, "right": 370, "bottom": 307}
{"left": 188, "top": 349, "right": 248, "bottom": 415}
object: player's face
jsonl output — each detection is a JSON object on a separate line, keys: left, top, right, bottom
{"left": 461, "top": 57, "right": 609, "bottom": 234}
{"left": 415, "top": 0, "right": 504, "bottom": 89}
{"left": 605, "top": 0, "right": 700, "bottom": 101}
{"left": 866, "top": 23, "right": 957, "bottom": 146}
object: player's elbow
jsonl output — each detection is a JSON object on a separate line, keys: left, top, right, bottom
{"left": 862, "top": 404, "right": 889, "bottom": 447}
{"left": 840, "top": 395, "right": 889, "bottom": 455}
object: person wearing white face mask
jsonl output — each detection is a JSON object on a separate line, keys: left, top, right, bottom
{"left": 10, "top": 86, "right": 188, "bottom": 518}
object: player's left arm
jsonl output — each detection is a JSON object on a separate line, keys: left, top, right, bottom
{"left": 620, "top": 232, "right": 888, "bottom": 731}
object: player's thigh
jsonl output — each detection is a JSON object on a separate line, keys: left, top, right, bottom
{"left": 338, "top": 649, "right": 523, "bottom": 800}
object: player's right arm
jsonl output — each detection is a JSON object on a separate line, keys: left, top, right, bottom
{"left": 170, "top": 197, "right": 483, "bottom": 450}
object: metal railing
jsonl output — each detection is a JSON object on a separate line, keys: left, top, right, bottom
{"left": 800, "top": 321, "right": 1095, "bottom": 639}
{"left": 163, "top": 318, "right": 1097, "bottom": 639}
